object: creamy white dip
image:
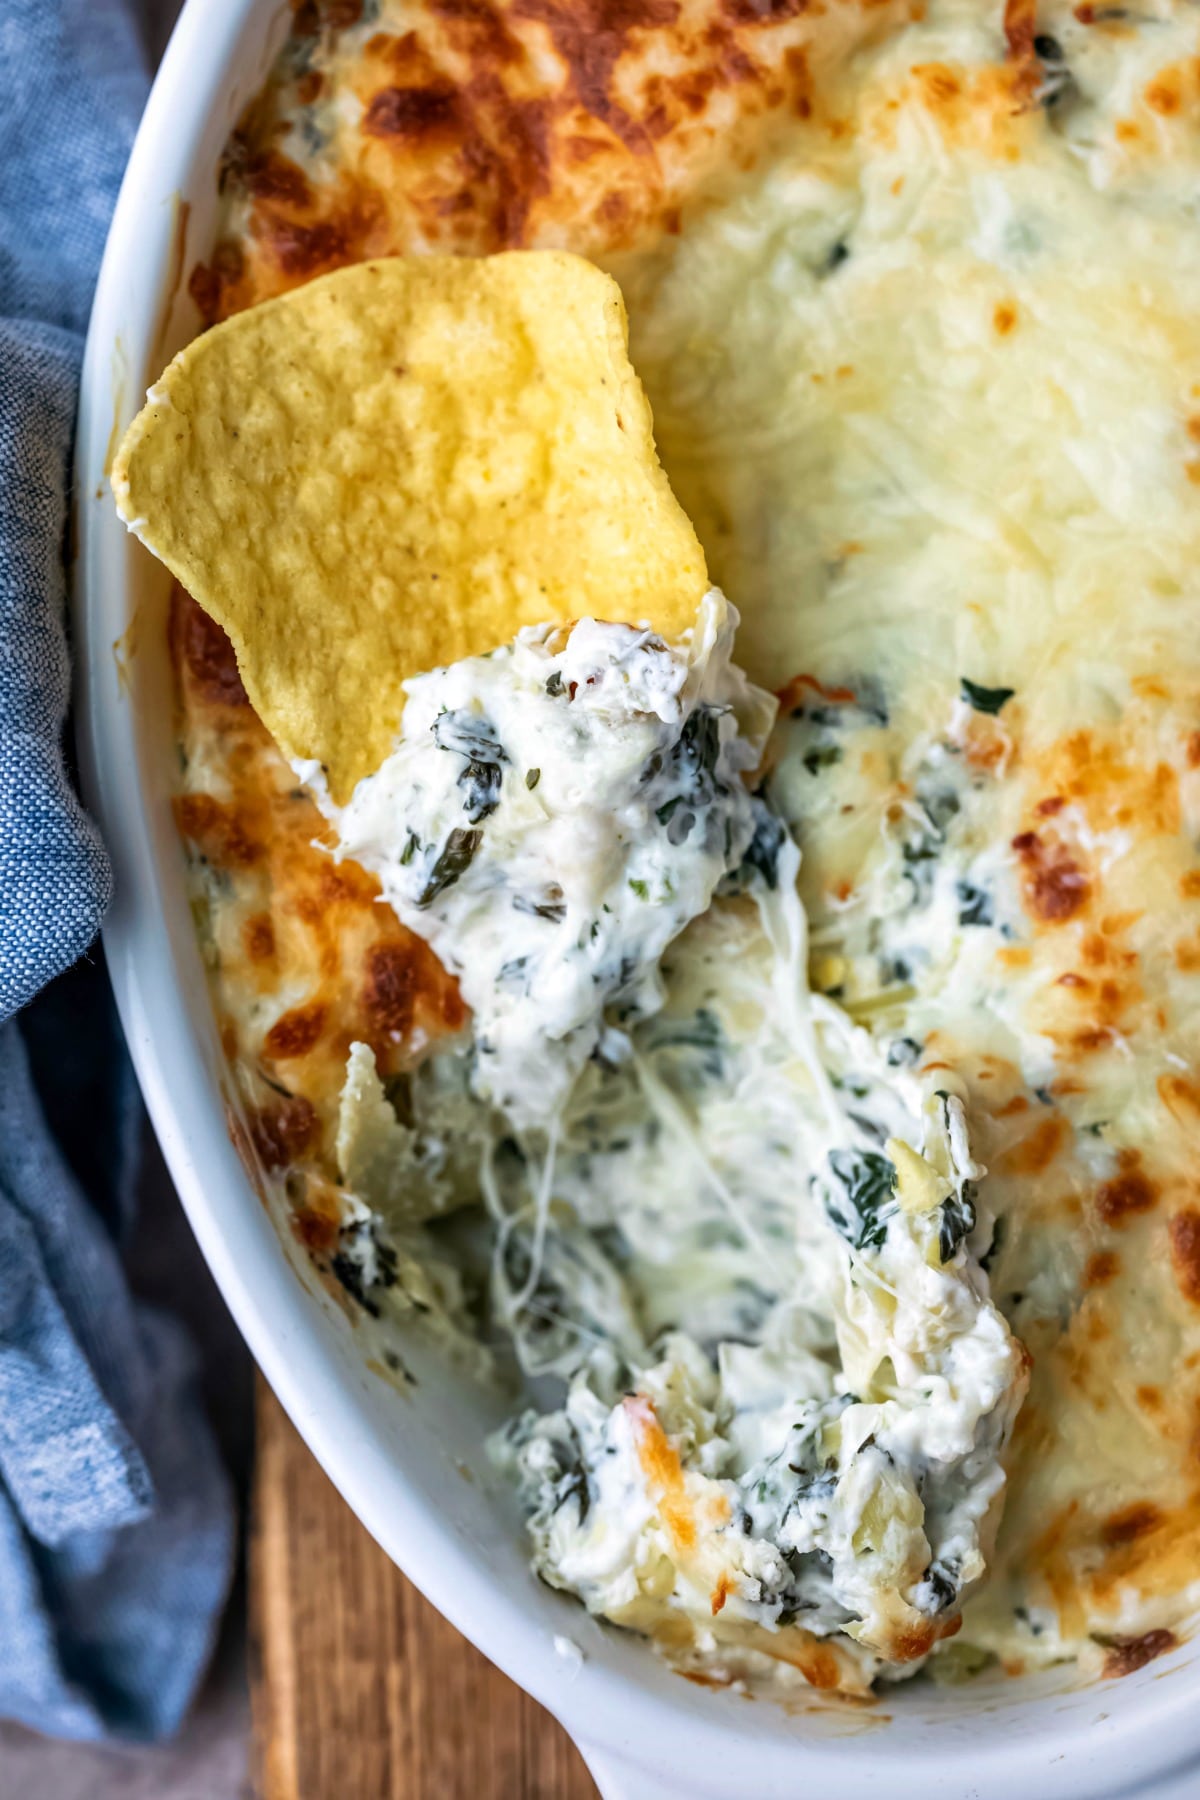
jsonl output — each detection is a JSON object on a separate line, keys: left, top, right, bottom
{"left": 298, "top": 596, "right": 1028, "bottom": 1687}
{"left": 305, "top": 590, "right": 775, "bottom": 1129}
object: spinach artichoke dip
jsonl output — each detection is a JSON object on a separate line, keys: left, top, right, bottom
{"left": 164, "top": 0, "right": 1200, "bottom": 1699}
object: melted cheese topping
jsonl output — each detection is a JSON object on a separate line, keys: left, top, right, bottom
{"left": 174, "top": 0, "right": 1200, "bottom": 1697}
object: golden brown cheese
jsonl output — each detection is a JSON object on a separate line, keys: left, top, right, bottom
{"left": 189, "top": 0, "right": 923, "bottom": 322}
{"left": 171, "top": 588, "right": 465, "bottom": 1205}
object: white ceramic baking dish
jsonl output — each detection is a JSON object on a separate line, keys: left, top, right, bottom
{"left": 73, "top": 1, "right": 1200, "bottom": 1792}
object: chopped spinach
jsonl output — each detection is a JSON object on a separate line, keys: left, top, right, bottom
{"left": 919, "top": 784, "right": 961, "bottom": 834}
{"left": 417, "top": 828, "right": 482, "bottom": 906}
{"left": 513, "top": 888, "right": 566, "bottom": 924}
{"left": 791, "top": 674, "right": 888, "bottom": 728}
{"left": 330, "top": 1216, "right": 398, "bottom": 1321}
{"left": 902, "top": 784, "right": 962, "bottom": 903}
{"left": 823, "top": 1149, "right": 896, "bottom": 1252}
{"left": 919, "top": 1558, "right": 961, "bottom": 1614}
{"left": 432, "top": 709, "right": 504, "bottom": 761}
{"left": 525, "top": 767, "right": 541, "bottom": 790}
{"left": 399, "top": 831, "right": 419, "bottom": 867}
{"left": 939, "top": 1180, "right": 977, "bottom": 1263}
{"left": 433, "top": 709, "right": 507, "bottom": 821}
{"left": 531, "top": 1425, "right": 593, "bottom": 1524}
{"left": 1034, "top": 33, "right": 1075, "bottom": 110}
{"left": 655, "top": 793, "right": 697, "bottom": 845}
{"left": 802, "top": 742, "right": 843, "bottom": 776}
{"left": 732, "top": 799, "right": 787, "bottom": 891}
{"left": 628, "top": 878, "right": 650, "bottom": 901}
{"left": 544, "top": 670, "right": 566, "bottom": 697}
{"left": 661, "top": 705, "right": 724, "bottom": 808}
{"left": 330, "top": 1251, "right": 380, "bottom": 1318}
{"left": 556, "top": 1465, "right": 591, "bottom": 1524}
{"left": 960, "top": 678, "right": 1014, "bottom": 716}
{"left": 642, "top": 1006, "right": 725, "bottom": 1078}
{"left": 956, "top": 881, "right": 993, "bottom": 927}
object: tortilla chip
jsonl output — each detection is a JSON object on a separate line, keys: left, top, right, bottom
{"left": 112, "top": 252, "right": 708, "bottom": 801}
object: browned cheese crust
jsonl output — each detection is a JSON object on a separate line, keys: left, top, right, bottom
{"left": 188, "top": 0, "right": 990, "bottom": 323}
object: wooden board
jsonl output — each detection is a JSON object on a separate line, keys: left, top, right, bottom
{"left": 250, "top": 1378, "right": 598, "bottom": 1800}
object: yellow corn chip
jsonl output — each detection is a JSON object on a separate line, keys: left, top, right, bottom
{"left": 112, "top": 252, "right": 708, "bottom": 802}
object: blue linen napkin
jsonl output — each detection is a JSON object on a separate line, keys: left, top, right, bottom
{"left": 0, "top": 0, "right": 235, "bottom": 1741}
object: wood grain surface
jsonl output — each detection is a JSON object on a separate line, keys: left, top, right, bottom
{"left": 250, "top": 1378, "right": 598, "bottom": 1800}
